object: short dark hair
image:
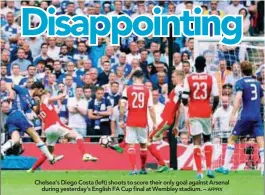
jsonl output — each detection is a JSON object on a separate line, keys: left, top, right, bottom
{"left": 41, "top": 43, "right": 48, "bottom": 48}
{"left": 31, "top": 82, "right": 44, "bottom": 90}
{"left": 111, "top": 81, "right": 119, "bottom": 86}
{"left": 37, "top": 60, "right": 46, "bottom": 65}
{"left": 132, "top": 70, "right": 144, "bottom": 79}
{"left": 95, "top": 86, "right": 104, "bottom": 92}
{"left": 195, "top": 56, "right": 206, "bottom": 72}
{"left": 183, "top": 61, "right": 190, "bottom": 66}
{"left": 222, "top": 83, "right": 233, "bottom": 89}
{"left": 153, "top": 50, "right": 161, "bottom": 55}
{"left": 27, "top": 65, "right": 35, "bottom": 70}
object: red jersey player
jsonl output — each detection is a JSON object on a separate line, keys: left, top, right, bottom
{"left": 147, "top": 70, "right": 184, "bottom": 171}
{"left": 27, "top": 91, "right": 97, "bottom": 173}
{"left": 120, "top": 70, "right": 156, "bottom": 175}
{"left": 182, "top": 56, "right": 219, "bottom": 179}
{"left": 108, "top": 71, "right": 184, "bottom": 173}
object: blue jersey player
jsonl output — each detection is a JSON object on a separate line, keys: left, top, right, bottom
{"left": 1, "top": 82, "right": 63, "bottom": 164}
{"left": 216, "top": 61, "right": 264, "bottom": 175}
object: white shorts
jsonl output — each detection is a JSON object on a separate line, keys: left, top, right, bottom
{"left": 125, "top": 126, "right": 148, "bottom": 144}
{"left": 44, "top": 122, "right": 71, "bottom": 146}
{"left": 189, "top": 118, "right": 211, "bottom": 136}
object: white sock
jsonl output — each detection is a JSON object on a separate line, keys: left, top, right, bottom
{"left": 259, "top": 148, "right": 264, "bottom": 171}
{"left": 36, "top": 142, "right": 53, "bottom": 161}
{"left": 223, "top": 144, "right": 235, "bottom": 169}
{"left": 1, "top": 140, "right": 15, "bottom": 153}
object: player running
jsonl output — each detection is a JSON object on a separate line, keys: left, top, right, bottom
{"left": 1, "top": 83, "right": 63, "bottom": 164}
{"left": 119, "top": 70, "right": 157, "bottom": 175}
{"left": 182, "top": 56, "right": 219, "bottom": 179}
{"left": 28, "top": 90, "right": 98, "bottom": 172}
{"left": 216, "top": 61, "right": 264, "bottom": 175}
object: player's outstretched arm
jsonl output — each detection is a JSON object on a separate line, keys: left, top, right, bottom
{"left": 47, "top": 93, "right": 66, "bottom": 104}
{"left": 149, "top": 106, "right": 157, "bottom": 130}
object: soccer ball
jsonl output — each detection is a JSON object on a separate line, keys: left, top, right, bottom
{"left": 99, "top": 136, "right": 112, "bottom": 148}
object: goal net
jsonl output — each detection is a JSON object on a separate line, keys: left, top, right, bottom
{"left": 194, "top": 37, "right": 265, "bottom": 171}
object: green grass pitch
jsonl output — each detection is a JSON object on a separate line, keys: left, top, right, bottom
{"left": 1, "top": 170, "right": 264, "bottom": 195}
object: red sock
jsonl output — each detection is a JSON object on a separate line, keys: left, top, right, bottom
{"left": 193, "top": 146, "right": 202, "bottom": 174}
{"left": 148, "top": 144, "right": 165, "bottom": 166}
{"left": 119, "top": 141, "right": 127, "bottom": 148}
{"left": 140, "top": 149, "right": 148, "bottom": 170}
{"left": 128, "top": 147, "right": 136, "bottom": 170}
{"left": 204, "top": 144, "right": 213, "bottom": 170}
{"left": 77, "top": 139, "right": 86, "bottom": 155}
{"left": 32, "top": 154, "right": 47, "bottom": 171}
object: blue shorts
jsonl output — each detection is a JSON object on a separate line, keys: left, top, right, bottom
{"left": 233, "top": 119, "right": 264, "bottom": 137}
{"left": 6, "top": 110, "right": 33, "bottom": 136}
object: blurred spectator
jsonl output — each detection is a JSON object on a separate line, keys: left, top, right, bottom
{"left": 239, "top": 8, "right": 250, "bottom": 36}
{"left": 183, "top": 61, "right": 191, "bottom": 76}
{"left": 126, "top": 42, "right": 140, "bottom": 64}
{"left": 173, "top": 52, "right": 182, "bottom": 71}
{"left": 59, "top": 44, "right": 73, "bottom": 66}
{"left": 150, "top": 62, "right": 168, "bottom": 87}
{"left": 108, "top": 0, "right": 123, "bottom": 16}
{"left": 52, "top": 60, "right": 64, "bottom": 79}
{"left": 1, "top": 12, "right": 20, "bottom": 45}
{"left": 88, "top": 87, "right": 112, "bottom": 141}
{"left": 28, "top": 37, "right": 43, "bottom": 59}
{"left": 112, "top": 52, "right": 132, "bottom": 77}
{"left": 225, "top": 62, "right": 242, "bottom": 87}
{"left": 99, "top": 61, "right": 111, "bottom": 86}
{"left": 47, "top": 37, "right": 60, "bottom": 60}
{"left": 214, "top": 60, "right": 232, "bottom": 95}
{"left": 222, "top": 84, "right": 233, "bottom": 103}
{"left": 9, "top": 64, "right": 23, "bottom": 85}
{"left": 149, "top": 50, "right": 168, "bottom": 76}
{"left": 139, "top": 49, "right": 149, "bottom": 77}
{"left": 225, "top": 0, "right": 245, "bottom": 15}
{"left": 67, "top": 86, "right": 88, "bottom": 137}
{"left": 212, "top": 96, "right": 233, "bottom": 139}
{"left": 179, "top": 132, "right": 189, "bottom": 146}
{"left": 73, "top": 41, "right": 89, "bottom": 62}
{"left": 203, "top": 0, "right": 225, "bottom": 17}
{"left": 1, "top": 65, "right": 12, "bottom": 83}
{"left": 18, "top": 65, "right": 37, "bottom": 87}
{"left": 33, "top": 43, "right": 51, "bottom": 66}
{"left": 105, "top": 81, "right": 121, "bottom": 107}
{"left": 1, "top": 50, "right": 11, "bottom": 76}
{"left": 11, "top": 48, "right": 31, "bottom": 75}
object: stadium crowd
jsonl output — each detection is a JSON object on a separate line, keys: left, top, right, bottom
{"left": 0, "top": 0, "right": 264, "bottom": 145}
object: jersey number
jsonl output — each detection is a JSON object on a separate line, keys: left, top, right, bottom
{"left": 132, "top": 92, "right": 145, "bottom": 108}
{"left": 193, "top": 82, "right": 207, "bottom": 100}
{"left": 250, "top": 84, "right": 257, "bottom": 101}
{"left": 39, "top": 111, "right": 46, "bottom": 119}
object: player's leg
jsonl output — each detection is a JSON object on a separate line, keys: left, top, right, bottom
{"left": 190, "top": 118, "right": 203, "bottom": 179}
{"left": 254, "top": 121, "right": 264, "bottom": 175}
{"left": 28, "top": 146, "right": 54, "bottom": 173}
{"left": 216, "top": 120, "right": 249, "bottom": 174}
{"left": 138, "top": 127, "right": 149, "bottom": 175}
{"left": 1, "top": 130, "right": 21, "bottom": 159}
{"left": 201, "top": 118, "right": 215, "bottom": 178}
{"left": 148, "top": 121, "right": 170, "bottom": 172}
{"left": 125, "top": 126, "right": 138, "bottom": 175}
{"left": 63, "top": 127, "right": 98, "bottom": 162}
{"left": 26, "top": 127, "right": 63, "bottom": 164}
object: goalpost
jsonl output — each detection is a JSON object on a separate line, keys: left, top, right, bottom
{"left": 194, "top": 37, "right": 265, "bottom": 171}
